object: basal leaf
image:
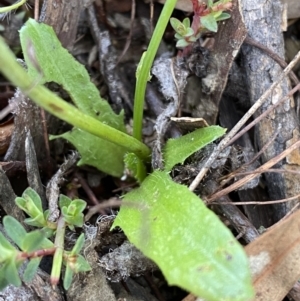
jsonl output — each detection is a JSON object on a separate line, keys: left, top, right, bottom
{"left": 163, "top": 126, "right": 226, "bottom": 172}
{"left": 51, "top": 129, "right": 126, "bottom": 177}
{"left": 201, "top": 14, "right": 218, "bottom": 32}
{"left": 23, "top": 257, "right": 41, "bottom": 282}
{"left": 113, "top": 171, "right": 254, "bottom": 301}
{"left": 3, "top": 216, "right": 26, "bottom": 249}
{"left": 20, "top": 19, "right": 127, "bottom": 177}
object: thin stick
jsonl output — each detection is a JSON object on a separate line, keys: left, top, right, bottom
{"left": 34, "top": 0, "right": 39, "bottom": 20}
{"left": 189, "top": 50, "right": 300, "bottom": 191}
{"left": 224, "top": 82, "right": 300, "bottom": 148}
{"left": 212, "top": 192, "right": 300, "bottom": 206}
{"left": 116, "top": 0, "right": 136, "bottom": 65}
{"left": 206, "top": 139, "right": 300, "bottom": 202}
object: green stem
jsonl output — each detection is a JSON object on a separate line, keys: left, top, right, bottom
{"left": 133, "top": 0, "right": 177, "bottom": 141}
{"left": 0, "top": 37, "right": 151, "bottom": 160}
{"left": 0, "top": 0, "right": 27, "bottom": 13}
{"left": 50, "top": 216, "right": 65, "bottom": 286}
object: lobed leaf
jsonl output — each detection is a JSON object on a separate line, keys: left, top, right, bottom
{"left": 20, "top": 19, "right": 127, "bottom": 177}
{"left": 113, "top": 171, "right": 254, "bottom": 301}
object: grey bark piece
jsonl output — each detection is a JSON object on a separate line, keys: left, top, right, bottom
{"left": 46, "top": 152, "right": 79, "bottom": 222}
{"left": 4, "top": 90, "right": 45, "bottom": 162}
{"left": 0, "top": 167, "right": 25, "bottom": 223}
{"left": 25, "top": 131, "right": 47, "bottom": 209}
{"left": 241, "top": 0, "right": 300, "bottom": 222}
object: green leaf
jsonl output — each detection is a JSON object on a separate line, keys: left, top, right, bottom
{"left": 0, "top": 270, "right": 9, "bottom": 291}
{"left": 201, "top": 14, "right": 218, "bottom": 32}
{"left": 22, "top": 231, "right": 46, "bottom": 252}
{"left": 70, "top": 199, "right": 87, "bottom": 215}
{"left": 59, "top": 194, "right": 72, "bottom": 209}
{"left": 63, "top": 264, "right": 74, "bottom": 290}
{"left": 163, "top": 126, "right": 226, "bottom": 172}
{"left": 208, "top": 0, "right": 214, "bottom": 7}
{"left": 124, "top": 153, "right": 147, "bottom": 183}
{"left": 23, "top": 257, "right": 41, "bottom": 282}
{"left": 71, "top": 233, "right": 85, "bottom": 255}
{"left": 176, "top": 39, "right": 190, "bottom": 48}
{"left": 20, "top": 19, "right": 127, "bottom": 177}
{"left": 182, "top": 17, "right": 191, "bottom": 28}
{"left": 0, "top": 233, "right": 17, "bottom": 262}
{"left": 4, "top": 260, "right": 22, "bottom": 287}
{"left": 74, "top": 254, "right": 92, "bottom": 272}
{"left": 170, "top": 17, "right": 185, "bottom": 35}
{"left": 50, "top": 129, "right": 126, "bottom": 177}
{"left": 3, "top": 216, "right": 26, "bottom": 249}
{"left": 183, "top": 27, "right": 194, "bottom": 37}
{"left": 113, "top": 171, "right": 254, "bottom": 301}
{"left": 15, "top": 188, "right": 46, "bottom": 227}
{"left": 215, "top": 12, "right": 231, "bottom": 21}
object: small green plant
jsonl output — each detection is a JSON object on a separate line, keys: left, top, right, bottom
{"left": 0, "top": 0, "right": 254, "bottom": 299}
{"left": 170, "top": 0, "right": 232, "bottom": 50}
{"left": 0, "top": 188, "right": 91, "bottom": 290}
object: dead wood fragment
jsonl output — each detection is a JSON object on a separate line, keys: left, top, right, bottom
{"left": 87, "top": 3, "right": 133, "bottom": 112}
{"left": 46, "top": 152, "right": 79, "bottom": 222}
{"left": 151, "top": 57, "right": 189, "bottom": 169}
{"left": 39, "top": 0, "right": 82, "bottom": 50}
{"left": 0, "top": 167, "right": 25, "bottom": 223}
{"left": 240, "top": 0, "right": 300, "bottom": 222}
{"left": 191, "top": 0, "right": 247, "bottom": 124}
{"left": 25, "top": 131, "right": 47, "bottom": 208}
{"left": 4, "top": 90, "right": 46, "bottom": 162}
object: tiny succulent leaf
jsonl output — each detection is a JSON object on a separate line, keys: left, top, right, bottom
{"left": 74, "top": 255, "right": 92, "bottom": 272}
{"left": 184, "top": 27, "right": 194, "bottom": 37}
{"left": 70, "top": 199, "right": 87, "bottom": 214}
{"left": 170, "top": 17, "right": 185, "bottom": 34}
{"left": 23, "top": 257, "right": 41, "bottom": 282}
{"left": 201, "top": 14, "right": 218, "bottom": 32}
{"left": 22, "top": 231, "right": 46, "bottom": 252}
{"left": 182, "top": 17, "right": 191, "bottom": 28}
{"left": 59, "top": 194, "right": 72, "bottom": 210}
{"left": 0, "top": 271, "right": 9, "bottom": 291}
{"left": 215, "top": 12, "right": 231, "bottom": 21}
{"left": 71, "top": 233, "right": 85, "bottom": 255}
{"left": 3, "top": 216, "right": 26, "bottom": 249}
{"left": 4, "top": 260, "right": 22, "bottom": 287}
{"left": 63, "top": 264, "right": 74, "bottom": 290}
{"left": 0, "top": 233, "right": 17, "bottom": 262}
{"left": 113, "top": 171, "right": 254, "bottom": 301}
{"left": 15, "top": 188, "right": 46, "bottom": 227}
{"left": 212, "top": 10, "right": 223, "bottom": 19}
{"left": 176, "top": 39, "right": 190, "bottom": 48}
{"left": 163, "top": 126, "right": 226, "bottom": 172}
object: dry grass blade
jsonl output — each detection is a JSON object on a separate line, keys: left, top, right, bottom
{"left": 206, "top": 139, "right": 300, "bottom": 202}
